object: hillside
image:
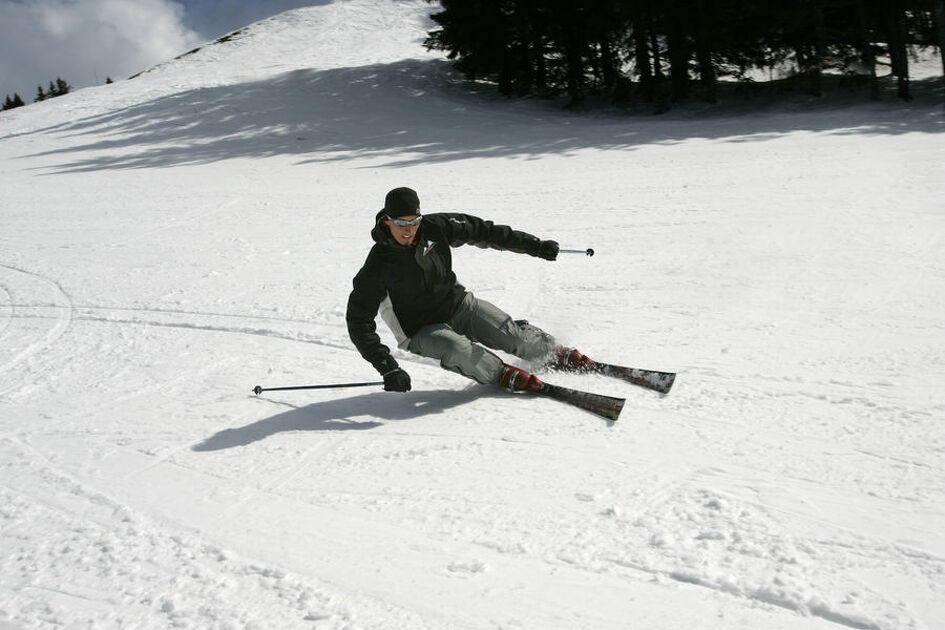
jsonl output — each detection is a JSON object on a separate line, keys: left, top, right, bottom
{"left": 2, "top": 1, "right": 944, "bottom": 629}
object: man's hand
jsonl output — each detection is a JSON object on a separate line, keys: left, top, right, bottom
{"left": 537, "top": 240, "right": 559, "bottom": 261}
{"left": 383, "top": 368, "right": 412, "bottom": 392}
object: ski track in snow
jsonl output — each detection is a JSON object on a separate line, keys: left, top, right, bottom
{"left": 0, "top": 436, "right": 436, "bottom": 629}
{"left": 2, "top": 0, "right": 945, "bottom": 628}
{"left": 0, "top": 265, "right": 74, "bottom": 399}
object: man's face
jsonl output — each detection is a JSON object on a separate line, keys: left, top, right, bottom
{"left": 385, "top": 215, "right": 421, "bottom": 246}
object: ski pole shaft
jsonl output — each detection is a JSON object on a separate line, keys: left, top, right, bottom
{"left": 559, "top": 248, "right": 595, "bottom": 256}
{"left": 253, "top": 382, "right": 383, "bottom": 395}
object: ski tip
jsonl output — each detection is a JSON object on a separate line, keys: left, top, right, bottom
{"left": 661, "top": 373, "right": 677, "bottom": 394}
{"left": 608, "top": 401, "right": 625, "bottom": 422}
{"left": 587, "top": 397, "right": 624, "bottom": 422}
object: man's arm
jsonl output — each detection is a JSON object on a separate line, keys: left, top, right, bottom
{"left": 436, "top": 213, "right": 558, "bottom": 259}
{"left": 346, "top": 265, "right": 400, "bottom": 375}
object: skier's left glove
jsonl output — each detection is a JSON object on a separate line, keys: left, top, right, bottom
{"left": 537, "top": 240, "right": 559, "bottom": 261}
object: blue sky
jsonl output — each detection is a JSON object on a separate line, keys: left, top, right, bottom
{"left": 179, "top": 0, "right": 327, "bottom": 43}
{"left": 0, "top": 0, "right": 318, "bottom": 102}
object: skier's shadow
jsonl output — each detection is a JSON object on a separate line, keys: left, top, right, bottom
{"left": 192, "top": 387, "right": 502, "bottom": 452}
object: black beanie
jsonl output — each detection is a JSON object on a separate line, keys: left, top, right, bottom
{"left": 383, "top": 187, "right": 421, "bottom": 218}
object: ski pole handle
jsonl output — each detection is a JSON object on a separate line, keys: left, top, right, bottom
{"left": 253, "top": 381, "right": 383, "bottom": 395}
{"left": 559, "top": 248, "right": 595, "bottom": 256}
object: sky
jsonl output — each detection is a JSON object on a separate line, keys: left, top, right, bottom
{"left": 0, "top": 0, "right": 320, "bottom": 102}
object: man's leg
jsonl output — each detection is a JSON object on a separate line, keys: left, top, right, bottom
{"left": 450, "top": 293, "right": 556, "bottom": 362}
{"left": 407, "top": 323, "right": 505, "bottom": 384}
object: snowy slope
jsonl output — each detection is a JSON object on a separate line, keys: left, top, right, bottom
{"left": 2, "top": 1, "right": 945, "bottom": 628}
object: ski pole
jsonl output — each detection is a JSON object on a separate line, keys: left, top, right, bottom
{"left": 253, "top": 381, "right": 383, "bottom": 395}
{"left": 559, "top": 248, "right": 595, "bottom": 256}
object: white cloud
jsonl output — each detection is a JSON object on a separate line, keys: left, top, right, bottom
{"left": 0, "top": 0, "right": 202, "bottom": 101}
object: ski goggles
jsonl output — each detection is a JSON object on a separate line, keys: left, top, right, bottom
{"left": 386, "top": 215, "right": 422, "bottom": 227}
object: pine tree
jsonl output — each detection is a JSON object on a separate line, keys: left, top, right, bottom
{"left": 425, "top": 0, "right": 939, "bottom": 107}
{"left": 935, "top": 0, "right": 945, "bottom": 108}
{"left": 3, "top": 94, "right": 26, "bottom": 111}
{"left": 35, "top": 85, "right": 46, "bottom": 102}
{"left": 54, "top": 77, "right": 71, "bottom": 96}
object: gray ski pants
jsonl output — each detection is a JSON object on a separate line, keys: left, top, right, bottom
{"left": 407, "top": 292, "right": 555, "bottom": 385}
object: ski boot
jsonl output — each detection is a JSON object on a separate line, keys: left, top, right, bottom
{"left": 550, "top": 346, "right": 595, "bottom": 372}
{"left": 498, "top": 364, "right": 544, "bottom": 393}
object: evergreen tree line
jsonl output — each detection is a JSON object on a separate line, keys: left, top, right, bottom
{"left": 3, "top": 77, "right": 72, "bottom": 112}
{"left": 425, "top": 0, "right": 945, "bottom": 108}
{"left": 35, "top": 77, "right": 73, "bottom": 102}
{"left": 3, "top": 76, "right": 114, "bottom": 113}
{"left": 2, "top": 94, "right": 26, "bottom": 111}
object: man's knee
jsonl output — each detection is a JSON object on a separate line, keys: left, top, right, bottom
{"left": 506, "top": 319, "right": 556, "bottom": 361}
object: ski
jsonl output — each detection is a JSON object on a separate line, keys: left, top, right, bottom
{"left": 534, "top": 381, "right": 625, "bottom": 422}
{"left": 592, "top": 362, "right": 676, "bottom": 394}
{"left": 548, "top": 352, "right": 676, "bottom": 394}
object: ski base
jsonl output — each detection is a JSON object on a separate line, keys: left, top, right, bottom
{"left": 594, "top": 363, "right": 676, "bottom": 394}
{"left": 549, "top": 358, "right": 676, "bottom": 394}
{"left": 534, "top": 382, "right": 625, "bottom": 422}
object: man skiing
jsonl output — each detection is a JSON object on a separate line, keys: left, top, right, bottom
{"left": 346, "top": 187, "right": 592, "bottom": 394}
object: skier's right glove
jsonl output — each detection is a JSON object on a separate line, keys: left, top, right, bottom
{"left": 383, "top": 368, "right": 412, "bottom": 392}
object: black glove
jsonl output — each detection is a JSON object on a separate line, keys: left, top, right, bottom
{"left": 383, "top": 368, "right": 412, "bottom": 392}
{"left": 537, "top": 240, "right": 559, "bottom": 261}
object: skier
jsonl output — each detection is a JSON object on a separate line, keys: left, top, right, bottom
{"left": 346, "top": 187, "right": 593, "bottom": 394}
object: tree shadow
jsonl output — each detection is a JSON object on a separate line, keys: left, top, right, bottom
{"left": 192, "top": 386, "right": 504, "bottom": 451}
{"left": 20, "top": 59, "right": 944, "bottom": 174}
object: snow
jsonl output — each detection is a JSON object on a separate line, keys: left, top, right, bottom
{"left": 1, "top": 1, "right": 944, "bottom": 628}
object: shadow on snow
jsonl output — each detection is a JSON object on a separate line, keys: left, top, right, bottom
{"left": 20, "top": 59, "right": 945, "bottom": 174}
{"left": 192, "top": 386, "right": 507, "bottom": 451}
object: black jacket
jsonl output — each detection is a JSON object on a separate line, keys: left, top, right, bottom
{"left": 346, "top": 212, "right": 545, "bottom": 374}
